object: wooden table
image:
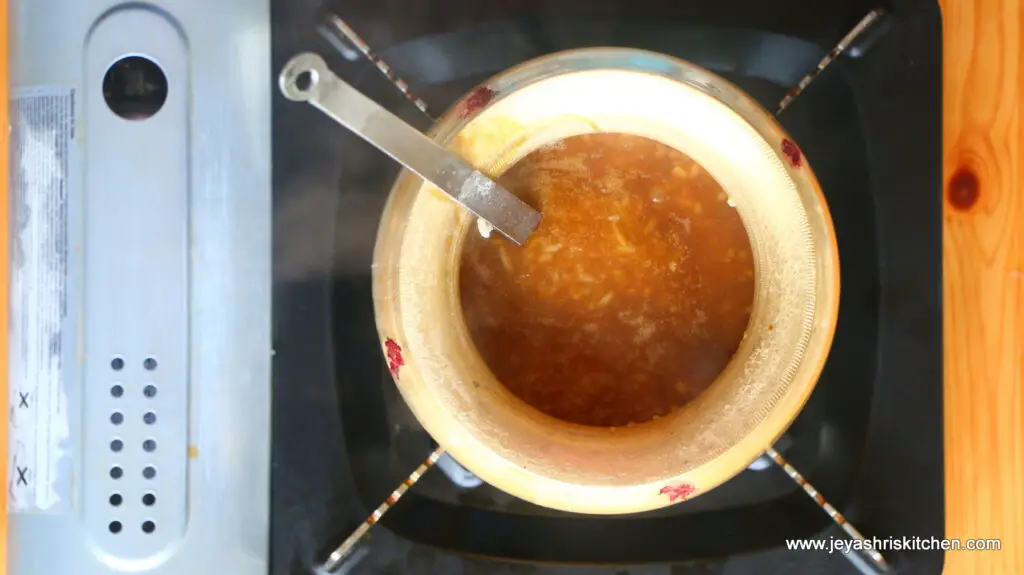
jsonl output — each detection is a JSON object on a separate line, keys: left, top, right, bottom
{"left": 941, "top": 0, "right": 1024, "bottom": 573}
{"left": 0, "top": 1, "right": 1019, "bottom": 574}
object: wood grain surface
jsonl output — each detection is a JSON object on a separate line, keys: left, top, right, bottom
{"left": 1, "top": 0, "right": 10, "bottom": 570}
{"left": 941, "top": 0, "right": 1024, "bottom": 573}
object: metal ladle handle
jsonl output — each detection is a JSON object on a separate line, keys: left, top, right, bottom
{"left": 278, "top": 53, "right": 541, "bottom": 246}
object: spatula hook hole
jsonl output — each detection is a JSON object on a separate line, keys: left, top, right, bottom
{"left": 294, "top": 69, "right": 316, "bottom": 92}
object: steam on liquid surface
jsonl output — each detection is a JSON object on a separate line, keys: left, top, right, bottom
{"left": 459, "top": 133, "right": 754, "bottom": 428}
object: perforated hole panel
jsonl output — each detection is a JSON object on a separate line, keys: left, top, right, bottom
{"left": 81, "top": 9, "right": 189, "bottom": 562}
{"left": 9, "top": 0, "right": 268, "bottom": 572}
{"left": 99, "top": 356, "right": 175, "bottom": 548}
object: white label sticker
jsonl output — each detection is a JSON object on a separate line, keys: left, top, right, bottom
{"left": 8, "top": 86, "right": 75, "bottom": 514}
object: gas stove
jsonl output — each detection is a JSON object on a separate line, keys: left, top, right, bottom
{"left": 270, "top": 1, "right": 943, "bottom": 573}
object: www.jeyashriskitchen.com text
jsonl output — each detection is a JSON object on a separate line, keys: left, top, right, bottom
{"left": 786, "top": 536, "right": 1001, "bottom": 554}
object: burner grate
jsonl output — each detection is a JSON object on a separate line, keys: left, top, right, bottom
{"left": 307, "top": 9, "right": 889, "bottom": 575}
{"left": 268, "top": 2, "right": 944, "bottom": 573}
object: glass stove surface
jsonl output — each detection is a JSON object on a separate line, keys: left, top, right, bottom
{"left": 270, "top": 1, "right": 943, "bottom": 574}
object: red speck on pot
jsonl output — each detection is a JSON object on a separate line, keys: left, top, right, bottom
{"left": 384, "top": 338, "right": 405, "bottom": 380}
{"left": 659, "top": 483, "right": 697, "bottom": 503}
{"left": 781, "top": 139, "right": 803, "bottom": 168}
{"left": 460, "top": 86, "right": 496, "bottom": 118}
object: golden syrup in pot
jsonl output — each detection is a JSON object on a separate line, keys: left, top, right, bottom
{"left": 459, "top": 133, "right": 755, "bottom": 428}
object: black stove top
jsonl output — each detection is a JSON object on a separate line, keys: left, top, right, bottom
{"left": 270, "top": 1, "right": 943, "bottom": 573}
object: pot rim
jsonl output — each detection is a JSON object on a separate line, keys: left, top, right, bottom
{"left": 372, "top": 47, "right": 840, "bottom": 514}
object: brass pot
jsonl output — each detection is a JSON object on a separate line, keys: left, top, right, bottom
{"left": 372, "top": 48, "right": 839, "bottom": 514}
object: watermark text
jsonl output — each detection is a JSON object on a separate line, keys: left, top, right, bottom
{"left": 786, "top": 536, "right": 1001, "bottom": 554}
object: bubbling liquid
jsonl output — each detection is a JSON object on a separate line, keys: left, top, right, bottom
{"left": 459, "top": 133, "right": 755, "bottom": 428}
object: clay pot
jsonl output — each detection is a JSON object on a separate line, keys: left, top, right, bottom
{"left": 372, "top": 48, "right": 839, "bottom": 514}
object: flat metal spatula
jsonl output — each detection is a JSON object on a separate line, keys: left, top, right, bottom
{"left": 279, "top": 52, "right": 542, "bottom": 245}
